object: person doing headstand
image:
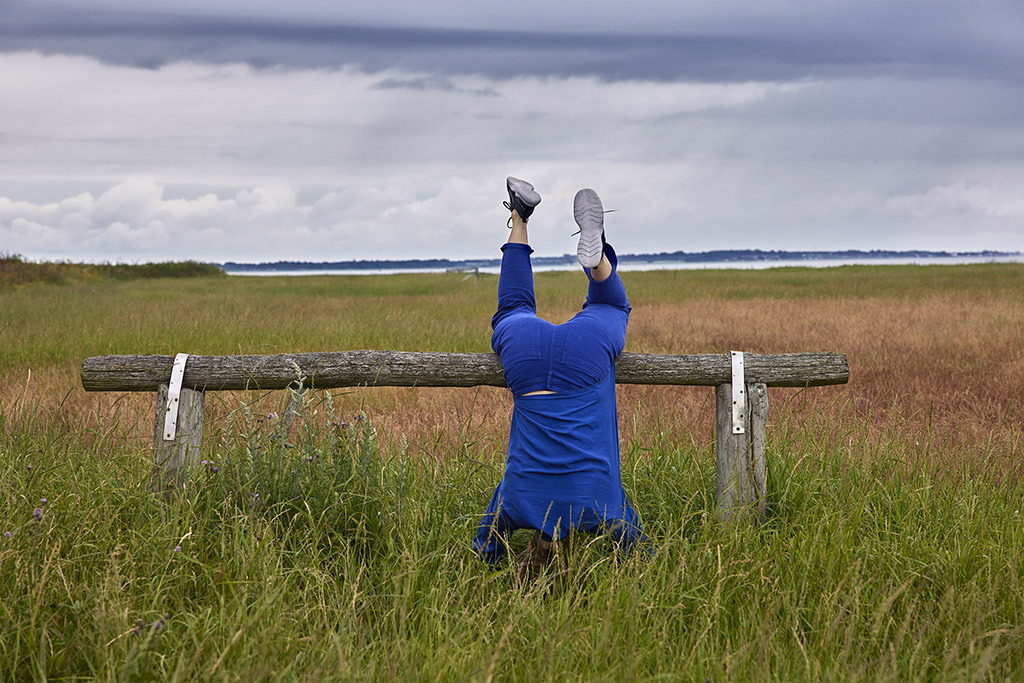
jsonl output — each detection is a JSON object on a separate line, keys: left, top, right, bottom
{"left": 473, "top": 177, "right": 647, "bottom": 573}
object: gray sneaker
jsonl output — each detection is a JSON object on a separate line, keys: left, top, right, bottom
{"left": 573, "top": 188, "right": 605, "bottom": 268}
{"left": 503, "top": 176, "right": 542, "bottom": 225}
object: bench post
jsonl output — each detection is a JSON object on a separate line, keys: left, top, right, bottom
{"left": 152, "top": 383, "right": 205, "bottom": 494}
{"left": 715, "top": 382, "right": 768, "bottom": 521}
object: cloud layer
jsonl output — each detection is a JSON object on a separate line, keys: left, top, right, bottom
{"left": 2, "top": 1, "right": 1022, "bottom": 262}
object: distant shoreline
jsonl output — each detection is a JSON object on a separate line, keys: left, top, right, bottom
{"left": 220, "top": 249, "right": 1022, "bottom": 274}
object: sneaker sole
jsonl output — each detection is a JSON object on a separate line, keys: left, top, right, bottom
{"left": 507, "top": 176, "right": 541, "bottom": 208}
{"left": 574, "top": 188, "right": 604, "bottom": 269}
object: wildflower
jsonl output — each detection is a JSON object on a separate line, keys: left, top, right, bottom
{"left": 154, "top": 616, "right": 166, "bottom": 631}
{"left": 3, "top": 532, "right": 11, "bottom": 539}
{"left": 32, "top": 507, "right": 43, "bottom": 522}
{"left": 133, "top": 620, "right": 145, "bottom": 637}
{"left": 26, "top": 465, "right": 32, "bottom": 472}
{"left": 267, "top": 412, "right": 276, "bottom": 420}
{"left": 173, "top": 545, "right": 182, "bottom": 553}
{"left": 39, "top": 498, "right": 48, "bottom": 506}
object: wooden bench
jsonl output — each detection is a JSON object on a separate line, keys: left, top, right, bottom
{"left": 81, "top": 350, "right": 849, "bottom": 520}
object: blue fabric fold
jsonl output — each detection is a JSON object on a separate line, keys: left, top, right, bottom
{"left": 473, "top": 370, "right": 646, "bottom": 565}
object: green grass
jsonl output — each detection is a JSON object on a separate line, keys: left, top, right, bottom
{"left": 1, "top": 264, "right": 1023, "bottom": 680}
{"left": 1, "top": 390, "right": 1021, "bottom": 680}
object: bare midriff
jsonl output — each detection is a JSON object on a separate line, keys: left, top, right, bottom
{"left": 522, "top": 390, "right": 556, "bottom": 396}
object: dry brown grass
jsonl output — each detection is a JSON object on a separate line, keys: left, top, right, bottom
{"left": 2, "top": 266, "right": 1021, "bottom": 480}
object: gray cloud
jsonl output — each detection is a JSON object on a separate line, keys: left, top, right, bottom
{"left": 3, "top": 1, "right": 1021, "bottom": 83}
{"left": 0, "top": 1, "right": 1022, "bottom": 262}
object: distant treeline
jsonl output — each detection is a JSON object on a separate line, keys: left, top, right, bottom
{"left": 221, "top": 249, "right": 1020, "bottom": 272}
{"left": 1, "top": 254, "right": 226, "bottom": 288}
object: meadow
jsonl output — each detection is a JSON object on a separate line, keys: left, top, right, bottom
{"left": 1, "top": 263, "right": 1022, "bottom": 680}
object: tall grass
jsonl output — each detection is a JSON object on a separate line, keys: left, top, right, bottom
{"left": 2, "top": 386, "right": 1021, "bottom": 680}
{"left": 1, "top": 264, "right": 1023, "bottom": 679}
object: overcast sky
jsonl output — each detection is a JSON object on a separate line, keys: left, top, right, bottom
{"left": 1, "top": 0, "right": 1022, "bottom": 263}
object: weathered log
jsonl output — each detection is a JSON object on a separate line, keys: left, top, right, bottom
{"left": 82, "top": 351, "right": 848, "bottom": 392}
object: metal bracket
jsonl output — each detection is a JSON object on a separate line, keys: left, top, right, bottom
{"left": 163, "top": 353, "right": 190, "bottom": 441}
{"left": 731, "top": 350, "right": 745, "bottom": 434}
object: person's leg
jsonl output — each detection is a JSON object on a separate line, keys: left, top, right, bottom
{"left": 573, "top": 187, "right": 629, "bottom": 311}
{"left": 507, "top": 209, "right": 529, "bottom": 246}
{"left": 552, "top": 190, "right": 630, "bottom": 391}
{"left": 492, "top": 210, "right": 537, "bottom": 330}
{"left": 590, "top": 253, "right": 613, "bottom": 282}
{"left": 492, "top": 177, "right": 541, "bottom": 330}
{"left": 584, "top": 242, "right": 629, "bottom": 312}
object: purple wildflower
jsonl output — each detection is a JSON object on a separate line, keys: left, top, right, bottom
{"left": 32, "top": 507, "right": 43, "bottom": 522}
{"left": 173, "top": 545, "right": 182, "bottom": 553}
{"left": 3, "top": 531, "right": 11, "bottom": 539}
{"left": 267, "top": 412, "right": 276, "bottom": 420}
{"left": 39, "top": 498, "right": 48, "bottom": 507}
